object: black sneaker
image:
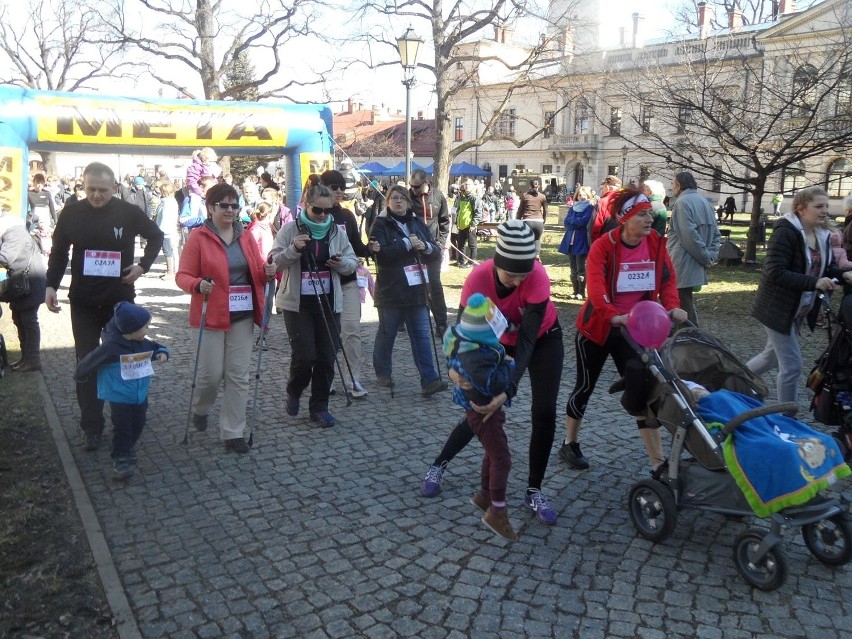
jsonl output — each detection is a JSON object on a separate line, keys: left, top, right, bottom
{"left": 224, "top": 437, "right": 250, "bottom": 454}
{"left": 192, "top": 413, "right": 208, "bottom": 432}
{"left": 84, "top": 432, "right": 101, "bottom": 452}
{"left": 559, "top": 441, "right": 589, "bottom": 470}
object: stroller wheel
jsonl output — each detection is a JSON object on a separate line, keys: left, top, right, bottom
{"left": 802, "top": 515, "right": 852, "bottom": 566}
{"left": 627, "top": 479, "right": 677, "bottom": 542}
{"left": 733, "top": 528, "right": 787, "bottom": 590}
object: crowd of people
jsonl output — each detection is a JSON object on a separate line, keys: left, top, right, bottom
{"left": 3, "top": 153, "right": 852, "bottom": 542}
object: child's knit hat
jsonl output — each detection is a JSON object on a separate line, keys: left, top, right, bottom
{"left": 114, "top": 301, "right": 151, "bottom": 335}
{"left": 457, "top": 293, "right": 501, "bottom": 346}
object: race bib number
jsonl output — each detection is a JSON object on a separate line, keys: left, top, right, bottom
{"left": 228, "top": 285, "right": 253, "bottom": 312}
{"left": 486, "top": 306, "right": 509, "bottom": 340}
{"left": 120, "top": 351, "right": 154, "bottom": 381}
{"left": 83, "top": 250, "right": 122, "bottom": 277}
{"left": 404, "top": 264, "right": 429, "bottom": 286}
{"left": 357, "top": 275, "right": 369, "bottom": 288}
{"left": 301, "top": 271, "right": 331, "bottom": 295}
{"left": 617, "top": 262, "right": 655, "bottom": 293}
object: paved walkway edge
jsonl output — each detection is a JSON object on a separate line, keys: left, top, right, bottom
{"left": 37, "top": 375, "right": 142, "bottom": 639}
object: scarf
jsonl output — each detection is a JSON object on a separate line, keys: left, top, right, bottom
{"left": 299, "top": 207, "right": 333, "bottom": 238}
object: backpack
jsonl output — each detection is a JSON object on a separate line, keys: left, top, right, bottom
{"left": 179, "top": 194, "right": 205, "bottom": 229}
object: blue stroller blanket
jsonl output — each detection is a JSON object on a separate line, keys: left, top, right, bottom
{"left": 697, "top": 390, "right": 851, "bottom": 516}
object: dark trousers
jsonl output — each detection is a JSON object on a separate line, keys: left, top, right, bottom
{"left": 283, "top": 306, "right": 339, "bottom": 412}
{"left": 454, "top": 227, "right": 477, "bottom": 264}
{"left": 678, "top": 287, "right": 699, "bottom": 327}
{"left": 11, "top": 305, "right": 41, "bottom": 363}
{"left": 568, "top": 254, "right": 587, "bottom": 295}
{"left": 71, "top": 303, "right": 116, "bottom": 436}
{"left": 433, "top": 323, "right": 563, "bottom": 490}
{"left": 467, "top": 409, "right": 510, "bottom": 503}
{"left": 425, "top": 258, "right": 448, "bottom": 330}
{"left": 110, "top": 400, "right": 147, "bottom": 459}
{"left": 565, "top": 329, "right": 653, "bottom": 420}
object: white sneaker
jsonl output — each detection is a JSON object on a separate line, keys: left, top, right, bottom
{"left": 349, "top": 381, "right": 368, "bottom": 398}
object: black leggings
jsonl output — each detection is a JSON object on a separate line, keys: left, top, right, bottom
{"left": 565, "top": 329, "right": 653, "bottom": 420}
{"left": 432, "top": 323, "right": 563, "bottom": 490}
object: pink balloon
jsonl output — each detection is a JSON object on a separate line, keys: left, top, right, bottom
{"left": 626, "top": 300, "right": 671, "bottom": 349}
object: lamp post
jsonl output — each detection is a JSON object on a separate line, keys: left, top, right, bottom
{"left": 621, "top": 145, "right": 629, "bottom": 181}
{"left": 397, "top": 27, "right": 422, "bottom": 184}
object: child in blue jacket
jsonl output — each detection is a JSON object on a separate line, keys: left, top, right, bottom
{"left": 75, "top": 301, "right": 169, "bottom": 480}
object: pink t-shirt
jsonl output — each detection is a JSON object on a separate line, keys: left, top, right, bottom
{"left": 461, "top": 259, "right": 558, "bottom": 347}
{"left": 613, "top": 241, "right": 653, "bottom": 314}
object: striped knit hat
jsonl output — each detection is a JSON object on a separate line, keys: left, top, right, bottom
{"left": 493, "top": 219, "right": 537, "bottom": 274}
{"left": 457, "top": 293, "right": 501, "bottom": 346}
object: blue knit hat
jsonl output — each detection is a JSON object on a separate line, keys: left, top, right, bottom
{"left": 457, "top": 293, "right": 501, "bottom": 346}
{"left": 113, "top": 301, "right": 151, "bottom": 334}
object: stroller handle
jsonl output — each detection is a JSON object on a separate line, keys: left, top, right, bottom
{"left": 722, "top": 402, "right": 799, "bottom": 436}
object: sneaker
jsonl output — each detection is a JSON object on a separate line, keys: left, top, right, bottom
{"left": 482, "top": 506, "right": 518, "bottom": 541}
{"left": 310, "top": 410, "right": 336, "bottom": 428}
{"left": 422, "top": 379, "right": 448, "bottom": 396}
{"left": 348, "top": 381, "right": 368, "bottom": 398}
{"left": 286, "top": 394, "right": 300, "bottom": 416}
{"left": 524, "top": 489, "right": 557, "bottom": 526}
{"left": 127, "top": 447, "right": 138, "bottom": 465}
{"left": 421, "top": 462, "right": 447, "bottom": 497}
{"left": 469, "top": 490, "right": 490, "bottom": 513}
{"left": 224, "top": 437, "right": 250, "bottom": 453}
{"left": 84, "top": 432, "right": 101, "bottom": 452}
{"left": 192, "top": 413, "right": 208, "bottom": 432}
{"left": 435, "top": 324, "right": 448, "bottom": 339}
{"left": 559, "top": 441, "right": 589, "bottom": 470}
{"left": 113, "top": 457, "right": 134, "bottom": 481}
{"left": 375, "top": 377, "right": 395, "bottom": 388}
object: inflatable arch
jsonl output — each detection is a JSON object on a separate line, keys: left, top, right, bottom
{"left": 0, "top": 86, "right": 334, "bottom": 220}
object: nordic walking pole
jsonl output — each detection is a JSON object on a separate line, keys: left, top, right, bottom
{"left": 412, "top": 250, "right": 443, "bottom": 378}
{"left": 247, "top": 257, "right": 275, "bottom": 448}
{"left": 304, "top": 249, "right": 353, "bottom": 407}
{"left": 182, "top": 277, "right": 212, "bottom": 445}
{"left": 306, "top": 248, "right": 358, "bottom": 392}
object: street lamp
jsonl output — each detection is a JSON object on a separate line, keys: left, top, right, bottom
{"left": 621, "top": 145, "right": 629, "bottom": 181}
{"left": 397, "top": 26, "right": 422, "bottom": 184}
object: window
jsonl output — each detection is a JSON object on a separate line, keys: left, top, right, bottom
{"left": 837, "top": 63, "right": 852, "bottom": 117}
{"left": 641, "top": 106, "right": 654, "bottom": 133}
{"left": 542, "top": 164, "right": 553, "bottom": 174}
{"left": 574, "top": 99, "right": 591, "bottom": 135}
{"left": 826, "top": 158, "right": 852, "bottom": 198}
{"left": 607, "top": 164, "right": 619, "bottom": 177}
{"left": 496, "top": 108, "right": 516, "bottom": 136}
{"left": 782, "top": 161, "right": 807, "bottom": 193}
{"left": 454, "top": 116, "right": 464, "bottom": 142}
{"left": 677, "top": 106, "right": 693, "bottom": 134}
{"left": 498, "top": 164, "right": 508, "bottom": 178}
{"left": 543, "top": 111, "right": 555, "bottom": 138}
{"left": 791, "top": 64, "right": 818, "bottom": 118}
{"left": 514, "top": 164, "right": 525, "bottom": 171}
{"left": 609, "top": 107, "right": 622, "bottom": 136}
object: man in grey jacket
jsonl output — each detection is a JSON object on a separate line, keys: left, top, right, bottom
{"left": 667, "top": 172, "right": 721, "bottom": 326}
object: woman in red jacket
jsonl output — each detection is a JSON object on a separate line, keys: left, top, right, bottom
{"left": 559, "top": 190, "right": 687, "bottom": 474}
{"left": 176, "top": 183, "right": 276, "bottom": 453}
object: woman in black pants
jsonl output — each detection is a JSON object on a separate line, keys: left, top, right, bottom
{"left": 420, "top": 220, "right": 564, "bottom": 526}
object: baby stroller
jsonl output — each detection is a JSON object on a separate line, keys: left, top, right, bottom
{"left": 808, "top": 293, "right": 852, "bottom": 461}
{"left": 624, "top": 325, "right": 852, "bottom": 590}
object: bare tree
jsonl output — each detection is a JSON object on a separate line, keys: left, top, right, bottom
{"left": 672, "top": 0, "right": 819, "bottom": 32}
{"left": 0, "top": 0, "right": 132, "bottom": 171}
{"left": 594, "top": 0, "right": 852, "bottom": 262}
{"left": 347, "top": 1, "right": 576, "bottom": 191}
{"left": 103, "top": 0, "right": 330, "bottom": 101}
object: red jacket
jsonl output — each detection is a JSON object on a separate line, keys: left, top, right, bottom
{"left": 590, "top": 189, "right": 621, "bottom": 242}
{"left": 176, "top": 224, "right": 269, "bottom": 330}
{"left": 576, "top": 227, "right": 680, "bottom": 345}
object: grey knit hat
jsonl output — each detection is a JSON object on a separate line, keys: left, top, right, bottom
{"left": 493, "top": 220, "right": 537, "bottom": 274}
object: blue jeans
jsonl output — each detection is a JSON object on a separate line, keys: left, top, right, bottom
{"left": 373, "top": 305, "right": 439, "bottom": 388}
{"left": 110, "top": 400, "right": 148, "bottom": 459}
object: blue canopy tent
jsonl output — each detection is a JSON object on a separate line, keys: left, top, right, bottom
{"left": 420, "top": 162, "right": 491, "bottom": 177}
{"left": 376, "top": 160, "right": 425, "bottom": 176}
{"left": 357, "top": 161, "right": 389, "bottom": 176}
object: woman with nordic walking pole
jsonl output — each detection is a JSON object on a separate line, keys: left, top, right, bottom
{"left": 176, "top": 183, "right": 277, "bottom": 454}
{"left": 269, "top": 183, "right": 357, "bottom": 428}
{"left": 369, "top": 185, "right": 448, "bottom": 396}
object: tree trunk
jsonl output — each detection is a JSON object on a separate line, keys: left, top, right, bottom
{"left": 744, "top": 177, "right": 766, "bottom": 263}
{"left": 432, "top": 53, "right": 452, "bottom": 194}
{"left": 39, "top": 151, "right": 58, "bottom": 176}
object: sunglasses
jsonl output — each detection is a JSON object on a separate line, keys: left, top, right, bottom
{"left": 329, "top": 185, "right": 346, "bottom": 192}
{"left": 216, "top": 202, "right": 241, "bottom": 210}
{"left": 311, "top": 206, "right": 333, "bottom": 216}
{"left": 410, "top": 183, "right": 424, "bottom": 189}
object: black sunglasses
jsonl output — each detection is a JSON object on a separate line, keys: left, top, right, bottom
{"left": 329, "top": 184, "right": 346, "bottom": 192}
{"left": 215, "top": 202, "right": 241, "bottom": 210}
{"left": 311, "top": 206, "right": 333, "bottom": 216}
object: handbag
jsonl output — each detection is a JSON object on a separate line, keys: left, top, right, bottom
{"left": 0, "top": 253, "right": 32, "bottom": 303}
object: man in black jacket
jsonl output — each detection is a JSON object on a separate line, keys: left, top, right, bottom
{"left": 45, "top": 162, "right": 164, "bottom": 451}
{"left": 408, "top": 169, "right": 450, "bottom": 336}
